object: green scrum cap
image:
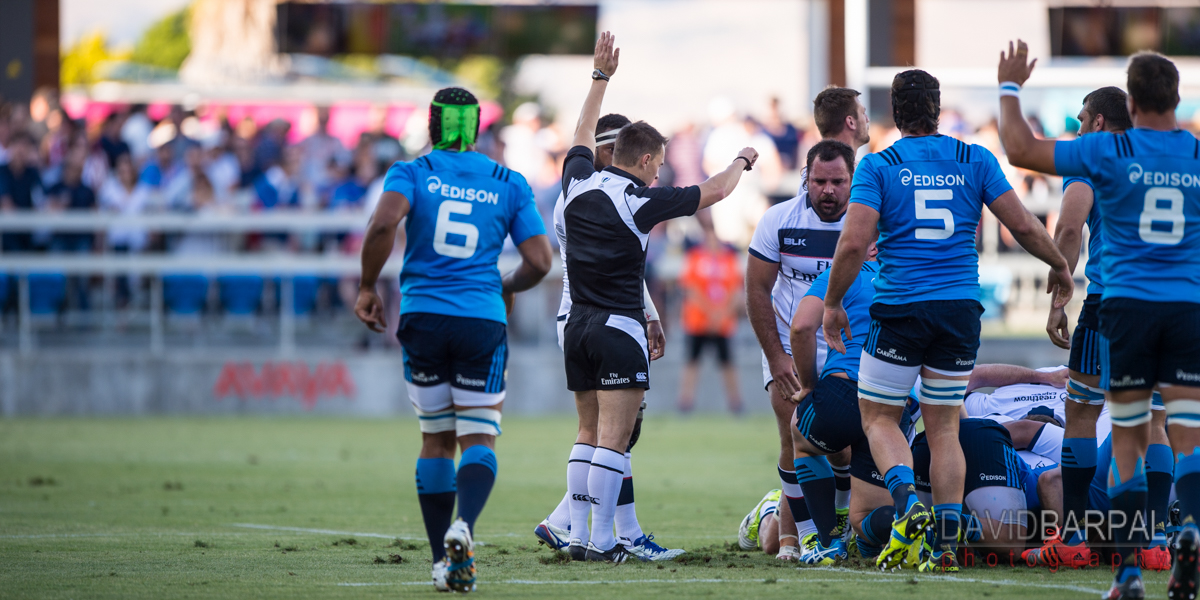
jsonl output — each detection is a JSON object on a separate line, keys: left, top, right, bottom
{"left": 429, "top": 87, "right": 480, "bottom": 151}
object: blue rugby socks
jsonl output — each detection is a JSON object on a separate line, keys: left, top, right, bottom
{"left": 1108, "top": 464, "right": 1148, "bottom": 580}
{"left": 1145, "top": 444, "right": 1174, "bottom": 546}
{"left": 859, "top": 505, "right": 897, "bottom": 557}
{"left": 795, "top": 455, "right": 837, "bottom": 546}
{"left": 884, "top": 465, "right": 919, "bottom": 514}
{"left": 416, "top": 457, "right": 456, "bottom": 561}
{"left": 456, "top": 445, "right": 497, "bottom": 532}
{"left": 932, "top": 503, "right": 962, "bottom": 557}
{"left": 1059, "top": 437, "right": 1097, "bottom": 545}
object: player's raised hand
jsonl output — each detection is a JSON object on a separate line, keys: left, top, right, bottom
{"left": 737, "top": 147, "right": 759, "bottom": 171}
{"left": 1046, "top": 305, "right": 1071, "bottom": 350}
{"left": 822, "top": 306, "right": 851, "bottom": 356}
{"left": 998, "top": 39, "right": 1037, "bottom": 86}
{"left": 594, "top": 31, "right": 619, "bottom": 77}
{"left": 1046, "top": 264, "right": 1074, "bottom": 309}
{"left": 354, "top": 288, "right": 387, "bottom": 333}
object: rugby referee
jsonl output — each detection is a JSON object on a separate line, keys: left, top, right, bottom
{"left": 559, "top": 32, "right": 760, "bottom": 562}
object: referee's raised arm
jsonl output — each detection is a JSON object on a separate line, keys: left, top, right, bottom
{"left": 571, "top": 32, "right": 620, "bottom": 153}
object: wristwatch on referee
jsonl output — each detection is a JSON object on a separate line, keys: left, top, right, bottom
{"left": 591, "top": 68, "right": 610, "bottom": 82}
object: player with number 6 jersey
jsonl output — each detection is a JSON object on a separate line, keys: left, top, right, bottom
{"left": 355, "top": 87, "right": 553, "bottom": 593}
{"left": 821, "top": 69, "right": 1071, "bottom": 574}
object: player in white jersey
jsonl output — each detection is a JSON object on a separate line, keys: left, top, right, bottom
{"left": 533, "top": 113, "right": 682, "bottom": 561}
{"left": 746, "top": 86, "right": 870, "bottom": 560}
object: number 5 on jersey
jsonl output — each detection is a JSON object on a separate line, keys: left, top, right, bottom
{"left": 915, "top": 189, "right": 954, "bottom": 240}
{"left": 433, "top": 200, "right": 480, "bottom": 258}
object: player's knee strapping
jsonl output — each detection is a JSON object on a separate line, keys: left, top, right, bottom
{"left": 858, "top": 355, "right": 918, "bottom": 406}
{"left": 1109, "top": 397, "right": 1153, "bottom": 427}
{"left": 455, "top": 407, "right": 502, "bottom": 437}
{"left": 1066, "top": 377, "right": 1106, "bottom": 406}
{"left": 414, "top": 406, "right": 457, "bottom": 434}
{"left": 918, "top": 377, "right": 969, "bottom": 406}
{"left": 1165, "top": 399, "right": 1200, "bottom": 427}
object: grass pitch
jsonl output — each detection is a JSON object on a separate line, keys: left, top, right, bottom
{"left": 0, "top": 416, "right": 1164, "bottom": 598}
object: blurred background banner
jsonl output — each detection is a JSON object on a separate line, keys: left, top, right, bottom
{"left": 5, "top": 0, "right": 1200, "bottom": 415}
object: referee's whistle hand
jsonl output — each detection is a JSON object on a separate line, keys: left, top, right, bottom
{"left": 737, "top": 147, "right": 759, "bottom": 170}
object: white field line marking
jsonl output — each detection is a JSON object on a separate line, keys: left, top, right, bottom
{"left": 336, "top": 575, "right": 1104, "bottom": 594}
{"left": 1, "top": 532, "right": 208, "bottom": 539}
{"left": 809, "top": 566, "right": 1107, "bottom": 595}
{"left": 228, "top": 522, "right": 523, "bottom": 544}
{"left": 228, "top": 523, "right": 415, "bottom": 539}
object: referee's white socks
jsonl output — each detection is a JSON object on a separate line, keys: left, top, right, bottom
{"left": 588, "top": 447, "right": 627, "bottom": 551}
{"left": 567, "top": 444, "right": 595, "bottom": 544}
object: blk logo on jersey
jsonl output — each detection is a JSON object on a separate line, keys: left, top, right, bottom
{"left": 425, "top": 175, "right": 500, "bottom": 204}
{"left": 784, "top": 237, "right": 807, "bottom": 247}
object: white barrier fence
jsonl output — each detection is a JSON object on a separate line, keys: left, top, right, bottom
{"left": 0, "top": 212, "right": 1076, "bottom": 354}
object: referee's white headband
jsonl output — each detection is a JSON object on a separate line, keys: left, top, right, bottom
{"left": 595, "top": 127, "right": 624, "bottom": 146}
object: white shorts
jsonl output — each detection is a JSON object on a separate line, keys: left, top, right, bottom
{"left": 965, "top": 486, "right": 1027, "bottom": 527}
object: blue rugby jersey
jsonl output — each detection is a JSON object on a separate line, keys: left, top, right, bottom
{"left": 1062, "top": 175, "right": 1106, "bottom": 295}
{"left": 1055, "top": 128, "right": 1200, "bottom": 303}
{"left": 383, "top": 150, "right": 545, "bottom": 324}
{"left": 850, "top": 135, "right": 1012, "bottom": 305}
{"left": 804, "top": 261, "right": 878, "bottom": 380}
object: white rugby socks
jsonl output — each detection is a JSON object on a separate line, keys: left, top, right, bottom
{"left": 567, "top": 444, "right": 595, "bottom": 543}
{"left": 587, "top": 447, "right": 626, "bottom": 551}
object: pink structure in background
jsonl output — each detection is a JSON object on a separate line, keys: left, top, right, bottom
{"left": 61, "top": 96, "right": 503, "bottom": 148}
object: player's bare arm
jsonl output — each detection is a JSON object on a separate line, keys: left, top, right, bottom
{"left": 746, "top": 256, "right": 800, "bottom": 401}
{"left": 997, "top": 40, "right": 1057, "bottom": 173}
{"left": 502, "top": 234, "right": 553, "bottom": 315}
{"left": 987, "top": 190, "right": 1073, "bottom": 309}
{"left": 788, "top": 295, "right": 824, "bottom": 400}
{"left": 570, "top": 31, "right": 619, "bottom": 152}
{"left": 965, "top": 363, "right": 1066, "bottom": 395}
{"left": 821, "top": 203, "right": 877, "bottom": 355}
{"left": 356, "top": 190, "right": 411, "bottom": 332}
{"left": 697, "top": 147, "right": 760, "bottom": 208}
{"left": 1046, "top": 181, "right": 1094, "bottom": 348}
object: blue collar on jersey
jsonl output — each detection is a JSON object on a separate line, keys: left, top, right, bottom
{"left": 602, "top": 165, "right": 646, "bottom": 187}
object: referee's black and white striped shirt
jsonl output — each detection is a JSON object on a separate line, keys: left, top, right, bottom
{"left": 561, "top": 145, "right": 700, "bottom": 313}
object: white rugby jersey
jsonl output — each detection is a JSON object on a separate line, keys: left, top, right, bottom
{"left": 967, "top": 383, "right": 1112, "bottom": 468}
{"left": 748, "top": 194, "right": 845, "bottom": 360}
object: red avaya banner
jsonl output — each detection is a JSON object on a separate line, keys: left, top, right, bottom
{"left": 213, "top": 361, "right": 357, "bottom": 409}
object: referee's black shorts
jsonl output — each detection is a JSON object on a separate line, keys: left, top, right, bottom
{"left": 563, "top": 303, "right": 650, "bottom": 392}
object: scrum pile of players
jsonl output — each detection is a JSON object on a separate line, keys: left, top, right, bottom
{"left": 359, "top": 32, "right": 1200, "bottom": 599}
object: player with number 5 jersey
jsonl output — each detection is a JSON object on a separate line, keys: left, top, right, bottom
{"left": 820, "top": 69, "right": 1072, "bottom": 574}
{"left": 355, "top": 87, "right": 553, "bottom": 594}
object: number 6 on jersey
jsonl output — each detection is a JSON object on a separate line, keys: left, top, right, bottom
{"left": 433, "top": 200, "right": 480, "bottom": 258}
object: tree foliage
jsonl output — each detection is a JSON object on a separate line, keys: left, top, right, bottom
{"left": 129, "top": 6, "right": 192, "bottom": 71}
{"left": 61, "top": 32, "right": 129, "bottom": 86}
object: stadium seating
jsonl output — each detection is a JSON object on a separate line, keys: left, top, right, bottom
{"left": 163, "top": 274, "right": 210, "bottom": 316}
{"left": 28, "top": 273, "right": 67, "bottom": 316}
{"left": 272, "top": 275, "right": 320, "bottom": 316}
{"left": 218, "top": 275, "right": 265, "bottom": 316}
